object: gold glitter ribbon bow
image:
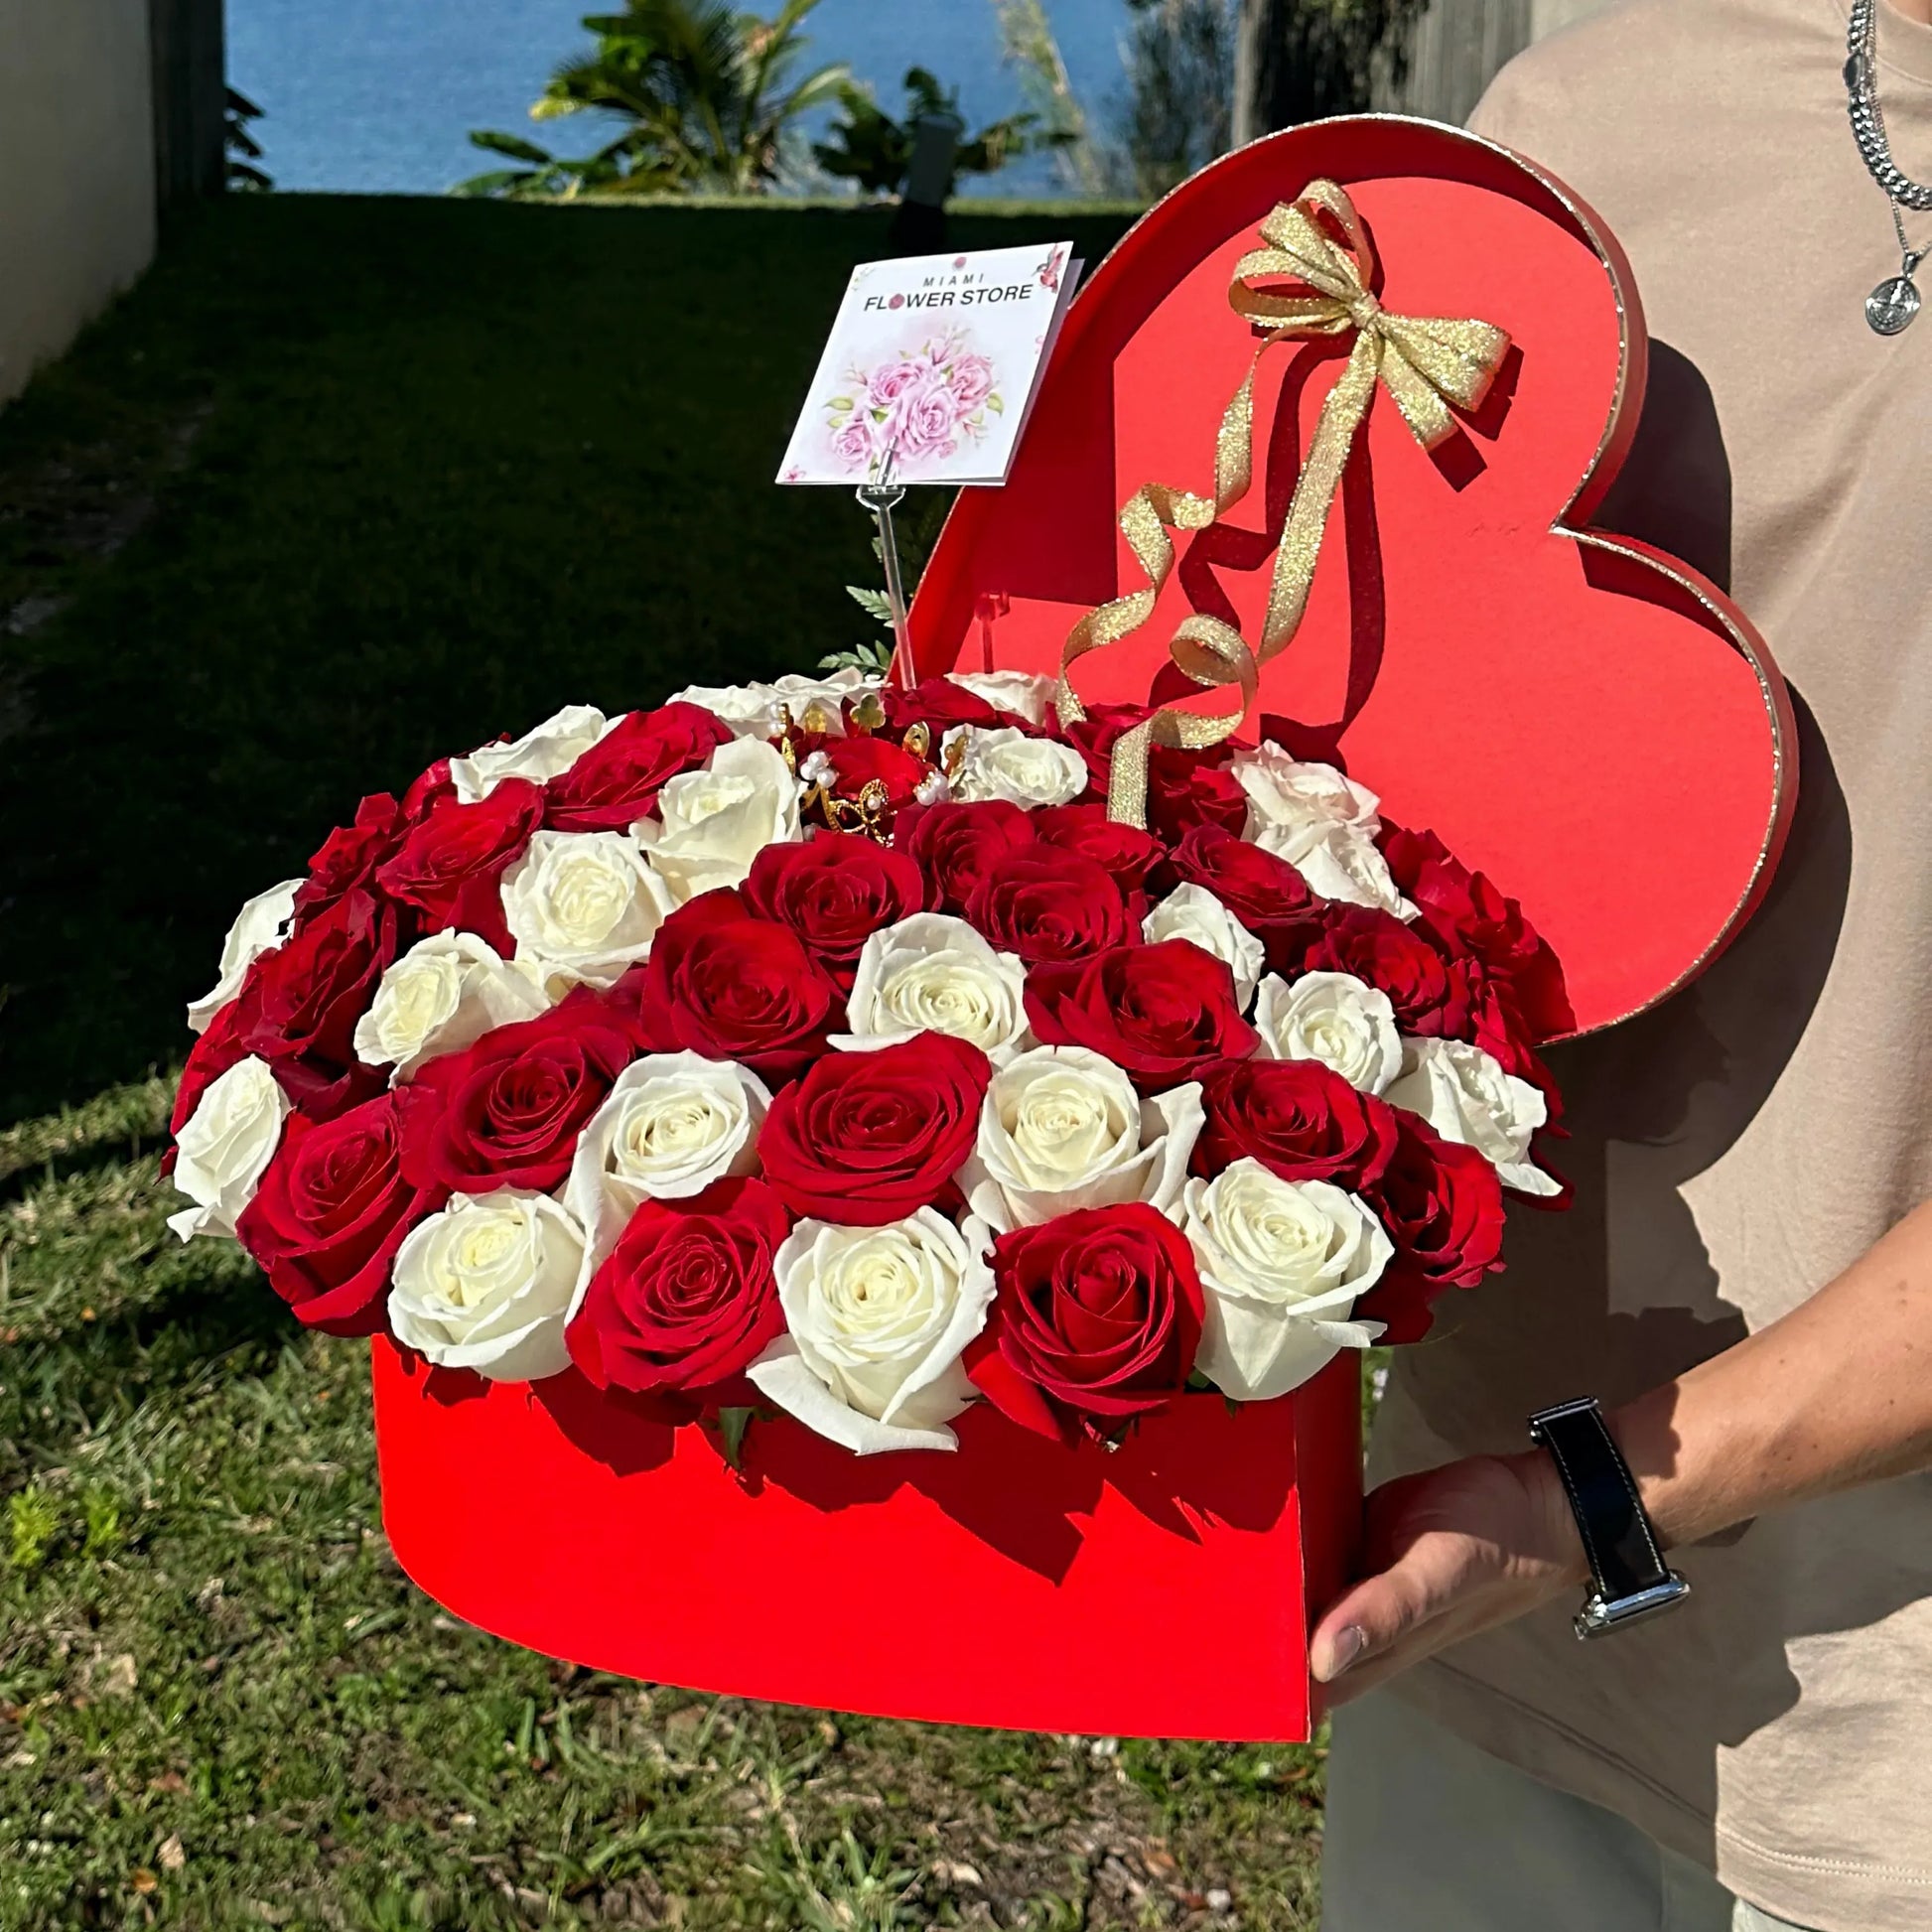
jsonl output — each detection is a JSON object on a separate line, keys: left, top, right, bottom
{"left": 1057, "top": 178, "right": 1511, "bottom": 825}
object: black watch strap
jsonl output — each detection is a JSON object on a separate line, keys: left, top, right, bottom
{"left": 1528, "top": 1397, "right": 1691, "bottom": 1640}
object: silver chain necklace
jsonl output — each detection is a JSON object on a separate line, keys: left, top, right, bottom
{"left": 1845, "top": 0, "right": 1932, "bottom": 333}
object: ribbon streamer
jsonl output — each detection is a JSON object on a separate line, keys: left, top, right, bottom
{"left": 1057, "top": 178, "right": 1511, "bottom": 827}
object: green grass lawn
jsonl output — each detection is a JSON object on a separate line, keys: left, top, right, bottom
{"left": 0, "top": 195, "right": 1330, "bottom": 1929}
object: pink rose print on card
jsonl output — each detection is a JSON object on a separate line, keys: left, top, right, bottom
{"left": 822, "top": 329, "right": 1005, "bottom": 480}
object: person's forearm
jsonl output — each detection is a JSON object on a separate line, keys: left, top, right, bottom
{"left": 1609, "top": 1196, "right": 1932, "bottom": 1553}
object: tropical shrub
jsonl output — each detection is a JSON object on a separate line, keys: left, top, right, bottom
{"left": 458, "top": 0, "right": 848, "bottom": 201}
{"left": 812, "top": 67, "right": 1063, "bottom": 203}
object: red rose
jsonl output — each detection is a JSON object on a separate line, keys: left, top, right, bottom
{"left": 1303, "top": 905, "right": 1479, "bottom": 1038}
{"left": 401, "top": 993, "right": 634, "bottom": 1194}
{"left": 625, "top": 891, "right": 842, "bottom": 1084}
{"left": 1145, "top": 757, "right": 1249, "bottom": 841}
{"left": 741, "top": 833, "right": 929, "bottom": 989}
{"left": 1194, "top": 1056, "right": 1400, "bottom": 1192}
{"left": 542, "top": 702, "right": 732, "bottom": 833}
{"left": 967, "top": 1203, "right": 1204, "bottom": 1442}
{"left": 237, "top": 1087, "right": 445, "bottom": 1336}
{"left": 229, "top": 889, "right": 400, "bottom": 1119}
{"left": 1168, "top": 824, "right": 1326, "bottom": 969}
{"left": 566, "top": 1176, "right": 790, "bottom": 1395}
{"left": 401, "top": 758, "right": 455, "bottom": 822}
{"left": 758, "top": 1034, "right": 989, "bottom": 1225}
{"left": 966, "top": 846, "right": 1132, "bottom": 965}
{"left": 879, "top": 676, "right": 1020, "bottom": 735}
{"left": 1058, "top": 704, "right": 1248, "bottom": 841}
{"left": 374, "top": 777, "right": 542, "bottom": 953}
{"left": 1359, "top": 1115, "right": 1507, "bottom": 1341}
{"left": 167, "top": 1002, "right": 247, "bottom": 1173}
{"left": 893, "top": 799, "right": 1036, "bottom": 914}
{"left": 814, "top": 733, "right": 932, "bottom": 819}
{"left": 1030, "top": 803, "right": 1166, "bottom": 910}
{"left": 1468, "top": 980, "right": 1560, "bottom": 1115}
{"left": 1382, "top": 824, "right": 1575, "bottom": 1040}
{"left": 293, "top": 792, "right": 408, "bottom": 924}
{"left": 1025, "top": 939, "right": 1258, "bottom": 1091}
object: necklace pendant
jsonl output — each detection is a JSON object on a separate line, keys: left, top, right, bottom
{"left": 1867, "top": 271, "right": 1922, "bottom": 335}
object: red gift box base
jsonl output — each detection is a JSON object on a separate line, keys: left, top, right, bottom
{"left": 372, "top": 1337, "right": 1362, "bottom": 1741}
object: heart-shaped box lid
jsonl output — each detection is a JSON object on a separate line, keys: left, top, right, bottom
{"left": 907, "top": 116, "right": 1795, "bottom": 1037}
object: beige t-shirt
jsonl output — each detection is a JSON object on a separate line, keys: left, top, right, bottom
{"left": 1372, "top": 4, "right": 1932, "bottom": 1929}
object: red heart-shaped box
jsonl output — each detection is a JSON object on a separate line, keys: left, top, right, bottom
{"left": 373, "top": 118, "right": 1792, "bottom": 1742}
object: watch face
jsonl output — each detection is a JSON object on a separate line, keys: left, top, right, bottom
{"left": 1574, "top": 1576, "right": 1693, "bottom": 1641}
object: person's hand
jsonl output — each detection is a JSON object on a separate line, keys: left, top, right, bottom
{"left": 1310, "top": 1450, "right": 1588, "bottom": 1705}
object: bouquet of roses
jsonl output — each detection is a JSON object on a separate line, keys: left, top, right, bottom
{"left": 167, "top": 665, "right": 1570, "bottom": 1457}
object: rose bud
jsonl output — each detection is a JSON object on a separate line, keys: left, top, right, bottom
{"left": 400, "top": 993, "right": 636, "bottom": 1196}
{"left": 758, "top": 1033, "right": 991, "bottom": 1225}
{"left": 375, "top": 778, "right": 544, "bottom": 955}
{"left": 567, "top": 1176, "right": 791, "bottom": 1398}
{"left": 1031, "top": 803, "right": 1167, "bottom": 911}
{"left": 228, "top": 887, "right": 401, "bottom": 1120}
{"left": 541, "top": 702, "right": 734, "bottom": 833}
{"left": 1358, "top": 1114, "right": 1507, "bottom": 1342}
{"left": 1025, "top": 939, "right": 1258, "bottom": 1092}
{"left": 741, "top": 832, "right": 930, "bottom": 990}
{"left": 965, "top": 847, "right": 1134, "bottom": 965}
{"left": 292, "top": 792, "right": 407, "bottom": 925}
{"left": 1302, "top": 904, "right": 1480, "bottom": 1038}
{"left": 894, "top": 798, "right": 1037, "bottom": 914}
{"left": 1167, "top": 823, "right": 1327, "bottom": 970}
{"left": 967, "top": 1201, "right": 1205, "bottom": 1442}
{"left": 1194, "top": 1055, "right": 1402, "bottom": 1193}
{"left": 1382, "top": 823, "right": 1575, "bottom": 1040}
{"left": 623, "top": 890, "right": 842, "bottom": 1085}
{"left": 238, "top": 1086, "right": 446, "bottom": 1335}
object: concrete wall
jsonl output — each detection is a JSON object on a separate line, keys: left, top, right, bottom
{"left": 0, "top": 0, "right": 160, "bottom": 408}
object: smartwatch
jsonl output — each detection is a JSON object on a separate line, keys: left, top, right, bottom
{"left": 1528, "top": 1397, "right": 1691, "bottom": 1640}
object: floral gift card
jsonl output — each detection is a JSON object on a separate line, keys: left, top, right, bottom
{"left": 777, "top": 241, "right": 1080, "bottom": 488}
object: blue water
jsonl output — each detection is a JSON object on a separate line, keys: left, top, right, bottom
{"left": 227, "top": 0, "right": 1132, "bottom": 197}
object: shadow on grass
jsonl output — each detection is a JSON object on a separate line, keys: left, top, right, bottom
{"left": 0, "top": 196, "right": 1135, "bottom": 1124}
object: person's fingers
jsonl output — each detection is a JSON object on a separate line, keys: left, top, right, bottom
{"left": 1311, "top": 1531, "right": 1472, "bottom": 1683}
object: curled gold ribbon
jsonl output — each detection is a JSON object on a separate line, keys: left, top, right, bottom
{"left": 1058, "top": 178, "right": 1511, "bottom": 826}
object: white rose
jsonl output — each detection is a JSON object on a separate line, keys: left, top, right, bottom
{"left": 945, "top": 669, "right": 1058, "bottom": 727}
{"left": 1231, "top": 744, "right": 1380, "bottom": 843}
{"left": 353, "top": 930, "right": 549, "bottom": 1078}
{"left": 388, "top": 1189, "right": 584, "bottom": 1383}
{"left": 563, "top": 1053, "right": 770, "bottom": 1288}
{"left": 944, "top": 725, "right": 1088, "bottom": 809}
{"left": 1142, "top": 884, "right": 1266, "bottom": 1009}
{"left": 748, "top": 1210, "right": 997, "bottom": 1454}
{"left": 451, "top": 704, "right": 613, "bottom": 803}
{"left": 1253, "top": 971, "right": 1403, "bottom": 1095}
{"left": 665, "top": 669, "right": 878, "bottom": 741}
{"left": 167, "top": 1056, "right": 289, "bottom": 1242}
{"left": 1254, "top": 819, "right": 1417, "bottom": 920}
{"left": 958, "top": 1045, "right": 1202, "bottom": 1231}
{"left": 834, "top": 913, "right": 1031, "bottom": 1063}
{"left": 501, "top": 829, "right": 676, "bottom": 994}
{"left": 186, "top": 878, "right": 303, "bottom": 1034}
{"left": 636, "top": 737, "right": 801, "bottom": 901}
{"left": 1384, "top": 1037, "right": 1561, "bottom": 1197}
{"left": 663, "top": 681, "right": 786, "bottom": 741}
{"left": 1183, "top": 1160, "right": 1390, "bottom": 1401}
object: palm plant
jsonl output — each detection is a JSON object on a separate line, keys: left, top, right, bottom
{"left": 457, "top": 0, "right": 849, "bottom": 201}
{"left": 812, "top": 68, "right": 1061, "bottom": 201}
